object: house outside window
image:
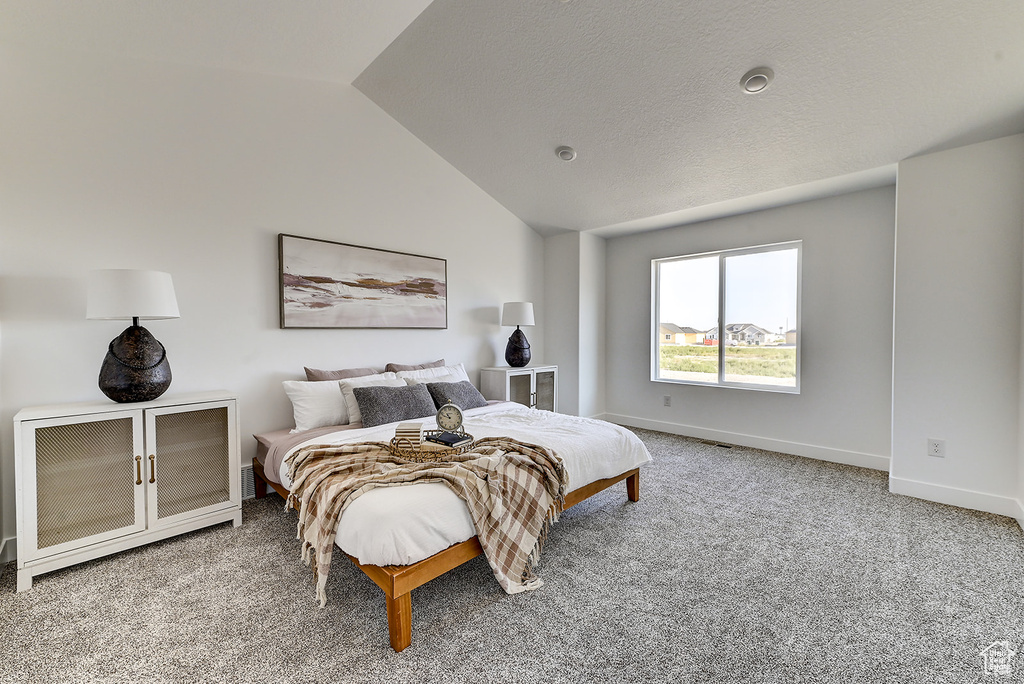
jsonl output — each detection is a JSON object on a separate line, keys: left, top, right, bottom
{"left": 652, "top": 241, "right": 801, "bottom": 392}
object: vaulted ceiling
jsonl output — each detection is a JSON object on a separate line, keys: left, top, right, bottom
{"left": 5, "top": 0, "right": 1024, "bottom": 236}
{"left": 0, "top": 0, "right": 433, "bottom": 84}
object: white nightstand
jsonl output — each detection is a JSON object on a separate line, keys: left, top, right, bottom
{"left": 480, "top": 365, "right": 558, "bottom": 412}
{"left": 14, "top": 391, "right": 242, "bottom": 591}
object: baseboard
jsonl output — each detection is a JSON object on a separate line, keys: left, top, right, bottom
{"left": 889, "top": 476, "right": 1024, "bottom": 521}
{"left": 600, "top": 413, "right": 890, "bottom": 471}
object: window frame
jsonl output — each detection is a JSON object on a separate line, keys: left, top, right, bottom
{"left": 651, "top": 240, "right": 802, "bottom": 393}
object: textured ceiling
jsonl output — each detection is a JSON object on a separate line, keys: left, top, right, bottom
{"left": 4, "top": 1, "right": 1023, "bottom": 236}
{"left": 355, "top": 0, "right": 1024, "bottom": 234}
{"left": 0, "top": 0, "right": 432, "bottom": 84}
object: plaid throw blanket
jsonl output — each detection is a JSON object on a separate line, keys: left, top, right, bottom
{"left": 284, "top": 437, "right": 568, "bottom": 607}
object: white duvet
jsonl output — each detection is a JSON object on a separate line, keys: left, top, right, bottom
{"left": 280, "top": 403, "right": 652, "bottom": 566}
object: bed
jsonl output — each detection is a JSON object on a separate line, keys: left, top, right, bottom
{"left": 253, "top": 374, "right": 652, "bottom": 652}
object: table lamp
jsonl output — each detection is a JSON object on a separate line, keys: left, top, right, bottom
{"left": 501, "top": 302, "right": 535, "bottom": 367}
{"left": 87, "top": 269, "right": 180, "bottom": 403}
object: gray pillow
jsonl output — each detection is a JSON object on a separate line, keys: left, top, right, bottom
{"left": 304, "top": 366, "right": 378, "bottom": 382}
{"left": 352, "top": 383, "right": 436, "bottom": 428}
{"left": 384, "top": 358, "right": 445, "bottom": 373}
{"left": 426, "top": 381, "right": 488, "bottom": 411}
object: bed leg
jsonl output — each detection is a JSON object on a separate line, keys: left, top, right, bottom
{"left": 626, "top": 470, "right": 640, "bottom": 502}
{"left": 253, "top": 466, "right": 268, "bottom": 499}
{"left": 386, "top": 591, "right": 412, "bottom": 652}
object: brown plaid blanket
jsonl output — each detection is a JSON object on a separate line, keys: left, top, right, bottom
{"left": 284, "top": 437, "right": 568, "bottom": 607}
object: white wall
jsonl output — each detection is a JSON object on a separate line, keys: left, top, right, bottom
{"left": 891, "top": 134, "right": 1024, "bottom": 518}
{"left": 542, "top": 231, "right": 607, "bottom": 417}
{"left": 0, "top": 315, "right": 3, "bottom": 560}
{"left": 1020, "top": 228, "right": 1024, "bottom": 523}
{"left": 604, "top": 186, "right": 896, "bottom": 469}
{"left": 578, "top": 232, "right": 606, "bottom": 418}
{"left": 543, "top": 234, "right": 580, "bottom": 414}
{"left": 0, "top": 45, "right": 545, "bottom": 548}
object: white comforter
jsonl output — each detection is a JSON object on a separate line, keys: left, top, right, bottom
{"left": 280, "top": 402, "right": 652, "bottom": 566}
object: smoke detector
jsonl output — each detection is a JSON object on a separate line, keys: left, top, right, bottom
{"left": 741, "top": 67, "right": 774, "bottom": 94}
{"left": 556, "top": 146, "right": 577, "bottom": 161}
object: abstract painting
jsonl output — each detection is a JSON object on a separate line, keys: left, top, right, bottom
{"left": 279, "top": 234, "right": 447, "bottom": 329}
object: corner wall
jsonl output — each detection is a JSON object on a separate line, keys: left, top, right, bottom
{"left": 0, "top": 45, "right": 545, "bottom": 549}
{"left": 0, "top": 315, "right": 4, "bottom": 562}
{"left": 543, "top": 234, "right": 581, "bottom": 414}
{"left": 604, "top": 186, "right": 896, "bottom": 469}
{"left": 578, "top": 232, "right": 606, "bottom": 418}
{"left": 891, "top": 134, "right": 1024, "bottom": 518}
{"left": 543, "top": 232, "right": 606, "bottom": 417}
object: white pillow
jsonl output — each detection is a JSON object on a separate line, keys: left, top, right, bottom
{"left": 339, "top": 373, "right": 406, "bottom": 425}
{"left": 403, "top": 371, "right": 465, "bottom": 386}
{"left": 283, "top": 380, "right": 347, "bottom": 433}
{"left": 395, "top": 363, "right": 470, "bottom": 385}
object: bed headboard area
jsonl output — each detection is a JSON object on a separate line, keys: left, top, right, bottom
{"left": 278, "top": 360, "right": 488, "bottom": 435}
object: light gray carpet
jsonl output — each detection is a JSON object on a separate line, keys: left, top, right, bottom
{"left": 3, "top": 429, "right": 1024, "bottom": 683}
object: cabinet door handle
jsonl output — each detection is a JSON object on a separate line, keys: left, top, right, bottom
{"left": 135, "top": 455, "right": 143, "bottom": 485}
{"left": 148, "top": 454, "right": 156, "bottom": 484}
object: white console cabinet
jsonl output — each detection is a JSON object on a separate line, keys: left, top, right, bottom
{"left": 480, "top": 365, "right": 558, "bottom": 412}
{"left": 14, "top": 391, "right": 241, "bottom": 591}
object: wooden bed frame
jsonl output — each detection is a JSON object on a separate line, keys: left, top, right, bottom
{"left": 252, "top": 456, "right": 640, "bottom": 652}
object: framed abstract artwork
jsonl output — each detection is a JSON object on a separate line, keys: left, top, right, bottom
{"left": 278, "top": 234, "right": 447, "bottom": 329}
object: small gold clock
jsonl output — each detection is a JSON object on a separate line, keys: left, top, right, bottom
{"left": 436, "top": 401, "right": 464, "bottom": 432}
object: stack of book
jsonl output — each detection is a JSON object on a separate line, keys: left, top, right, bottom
{"left": 394, "top": 422, "right": 423, "bottom": 448}
{"left": 424, "top": 431, "right": 473, "bottom": 448}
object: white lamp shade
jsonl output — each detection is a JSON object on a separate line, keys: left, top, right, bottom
{"left": 86, "top": 269, "right": 180, "bottom": 320}
{"left": 501, "top": 301, "right": 535, "bottom": 327}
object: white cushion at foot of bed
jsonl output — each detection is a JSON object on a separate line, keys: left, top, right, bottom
{"left": 336, "top": 481, "right": 477, "bottom": 566}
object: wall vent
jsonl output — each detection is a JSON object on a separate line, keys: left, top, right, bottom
{"left": 241, "top": 465, "right": 256, "bottom": 500}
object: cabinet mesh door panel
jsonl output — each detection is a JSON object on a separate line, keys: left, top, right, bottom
{"left": 35, "top": 418, "right": 136, "bottom": 549}
{"left": 535, "top": 371, "right": 555, "bottom": 411}
{"left": 509, "top": 374, "right": 532, "bottom": 406}
{"left": 154, "top": 407, "right": 230, "bottom": 519}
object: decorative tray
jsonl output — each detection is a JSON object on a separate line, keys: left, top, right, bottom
{"left": 388, "top": 430, "right": 475, "bottom": 462}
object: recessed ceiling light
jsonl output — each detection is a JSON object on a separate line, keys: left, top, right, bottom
{"left": 740, "top": 67, "right": 774, "bottom": 94}
{"left": 556, "top": 146, "right": 577, "bottom": 161}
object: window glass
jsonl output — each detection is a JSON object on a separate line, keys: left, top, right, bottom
{"left": 657, "top": 256, "right": 718, "bottom": 384}
{"left": 723, "top": 249, "right": 799, "bottom": 388}
{"left": 653, "top": 242, "right": 800, "bottom": 392}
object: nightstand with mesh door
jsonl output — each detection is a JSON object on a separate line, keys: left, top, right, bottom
{"left": 480, "top": 365, "right": 557, "bottom": 412}
{"left": 14, "top": 391, "right": 241, "bottom": 591}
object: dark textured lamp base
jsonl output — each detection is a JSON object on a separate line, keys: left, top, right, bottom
{"left": 99, "top": 325, "right": 172, "bottom": 403}
{"left": 504, "top": 327, "right": 531, "bottom": 368}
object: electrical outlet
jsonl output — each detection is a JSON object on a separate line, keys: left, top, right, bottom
{"left": 927, "top": 439, "right": 946, "bottom": 458}
{"left": 663, "top": 395, "right": 671, "bottom": 407}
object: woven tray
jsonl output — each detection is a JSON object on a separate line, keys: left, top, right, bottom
{"left": 388, "top": 431, "right": 475, "bottom": 462}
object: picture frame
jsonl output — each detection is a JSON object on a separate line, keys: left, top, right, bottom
{"left": 278, "top": 234, "right": 447, "bottom": 329}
